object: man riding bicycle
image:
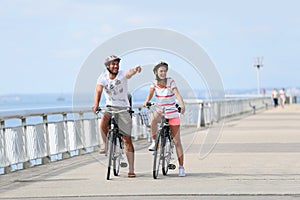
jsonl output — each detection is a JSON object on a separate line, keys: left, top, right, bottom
{"left": 93, "top": 55, "right": 142, "bottom": 178}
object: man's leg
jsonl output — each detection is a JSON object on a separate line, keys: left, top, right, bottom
{"left": 100, "top": 113, "right": 110, "bottom": 153}
{"left": 123, "top": 135, "right": 135, "bottom": 177}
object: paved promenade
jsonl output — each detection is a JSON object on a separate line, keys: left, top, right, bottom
{"left": 1, "top": 104, "right": 300, "bottom": 199}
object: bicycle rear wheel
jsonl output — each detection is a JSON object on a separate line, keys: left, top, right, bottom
{"left": 153, "top": 131, "right": 163, "bottom": 179}
{"left": 113, "top": 136, "right": 122, "bottom": 176}
{"left": 106, "top": 130, "right": 114, "bottom": 180}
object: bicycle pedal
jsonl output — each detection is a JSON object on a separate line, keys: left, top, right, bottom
{"left": 120, "top": 162, "right": 127, "bottom": 168}
{"left": 168, "top": 164, "right": 176, "bottom": 170}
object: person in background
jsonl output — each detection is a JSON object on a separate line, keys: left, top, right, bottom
{"left": 271, "top": 88, "right": 279, "bottom": 108}
{"left": 279, "top": 88, "right": 286, "bottom": 108}
{"left": 93, "top": 55, "right": 141, "bottom": 178}
{"left": 143, "top": 61, "right": 186, "bottom": 177}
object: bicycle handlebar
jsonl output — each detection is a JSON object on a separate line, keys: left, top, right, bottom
{"left": 146, "top": 102, "right": 181, "bottom": 113}
{"left": 96, "top": 107, "right": 134, "bottom": 115}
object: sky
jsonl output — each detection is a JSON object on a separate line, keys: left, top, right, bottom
{"left": 1, "top": 0, "right": 300, "bottom": 95}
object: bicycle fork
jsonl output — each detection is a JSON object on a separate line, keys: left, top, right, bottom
{"left": 160, "top": 132, "right": 176, "bottom": 170}
{"left": 167, "top": 138, "right": 176, "bottom": 170}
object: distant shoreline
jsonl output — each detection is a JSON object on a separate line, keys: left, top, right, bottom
{"left": 1, "top": 90, "right": 299, "bottom": 111}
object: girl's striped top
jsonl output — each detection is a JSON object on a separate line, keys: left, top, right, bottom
{"left": 151, "top": 77, "right": 179, "bottom": 119}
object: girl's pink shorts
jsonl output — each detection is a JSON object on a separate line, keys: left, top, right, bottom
{"left": 168, "top": 117, "right": 180, "bottom": 126}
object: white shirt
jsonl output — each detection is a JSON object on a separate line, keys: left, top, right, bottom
{"left": 97, "top": 70, "right": 130, "bottom": 107}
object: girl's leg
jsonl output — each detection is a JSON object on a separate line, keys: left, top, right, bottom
{"left": 150, "top": 111, "right": 161, "bottom": 140}
{"left": 148, "top": 112, "right": 161, "bottom": 150}
{"left": 170, "top": 125, "right": 184, "bottom": 166}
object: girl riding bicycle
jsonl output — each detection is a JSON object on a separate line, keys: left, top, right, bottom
{"left": 143, "top": 61, "right": 186, "bottom": 177}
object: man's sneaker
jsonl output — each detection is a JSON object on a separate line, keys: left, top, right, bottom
{"left": 148, "top": 141, "right": 156, "bottom": 151}
{"left": 178, "top": 166, "right": 185, "bottom": 177}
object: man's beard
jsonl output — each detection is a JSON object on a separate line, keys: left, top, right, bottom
{"left": 107, "top": 67, "right": 118, "bottom": 75}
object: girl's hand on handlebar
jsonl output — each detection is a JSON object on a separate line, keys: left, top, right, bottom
{"left": 180, "top": 106, "right": 185, "bottom": 114}
{"left": 143, "top": 101, "right": 149, "bottom": 107}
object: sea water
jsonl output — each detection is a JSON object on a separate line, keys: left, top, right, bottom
{"left": 0, "top": 93, "right": 73, "bottom": 111}
{"left": 1, "top": 92, "right": 299, "bottom": 112}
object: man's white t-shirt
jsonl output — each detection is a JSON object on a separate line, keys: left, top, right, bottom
{"left": 97, "top": 70, "right": 130, "bottom": 107}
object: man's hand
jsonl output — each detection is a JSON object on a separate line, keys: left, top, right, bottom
{"left": 126, "top": 65, "right": 142, "bottom": 78}
{"left": 135, "top": 66, "right": 142, "bottom": 73}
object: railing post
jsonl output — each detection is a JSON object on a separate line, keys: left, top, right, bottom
{"left": 22, "top": 118, "right": 31, "bottom": 169}
{"left": 62, "top": 113, "right": 70, "bottom": 159}
{"left": 217, "top": 102, "right": 221, "bottom": 122}
{"left": 79, "top": 112, "right": 86, "bottom": 155}
{"left": 1, "top": 120, "right": 10, "bottom": 174}
{"left": 201, "top": 103, "right": 206, "bottom": 127}
{"left": 197, "top": 102, "right": 206, "bottom": 128}
{"left": 197, "top": 103, "right": 201, "bottom": 128}
{"left": 42, "top": 115, "right": 50, "bottom": 164}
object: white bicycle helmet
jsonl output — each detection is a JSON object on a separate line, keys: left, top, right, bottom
{"left": 104, "top": 55, "right": 121, "bottom": 66}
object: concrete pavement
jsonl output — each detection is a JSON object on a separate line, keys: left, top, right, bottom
{"left": 0, "top": 104, "right": 300, "bottom": 199}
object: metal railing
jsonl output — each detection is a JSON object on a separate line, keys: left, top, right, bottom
{"left": 0, "top": 97, "right": 273, "bottom": 174}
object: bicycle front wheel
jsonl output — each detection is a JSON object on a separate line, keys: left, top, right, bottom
{"left": 113, "top": 136, "right": 122, "bottom": 176}
{"left": 162, "top": 135, "right": 172, "bottom": 175}
{"left": 153, "top": 131, "right": 162, "bottom": 179}
{"left": 106, "top": 130, "right": 114, "bottom": 180}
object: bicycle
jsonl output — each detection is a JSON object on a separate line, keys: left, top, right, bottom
{"left": 146, "top": 102, "right": 181, "bottom": 179}
{"left": 96, "top": 107, "right": 133, "bottom": 180}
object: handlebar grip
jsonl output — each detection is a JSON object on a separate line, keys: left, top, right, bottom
{"left": 175, "top": 104, "right": 181, "bottom": 113}
{"left": 146, "top": 102, "right": 153, "bottom": 107}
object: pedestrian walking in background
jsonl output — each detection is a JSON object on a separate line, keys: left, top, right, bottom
{"left": 279, "top": 88, "right": 286, "bottom": 108}
{"left": 271, "top": 88, "right": 279, "bottom": 108}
